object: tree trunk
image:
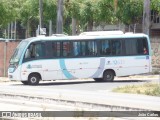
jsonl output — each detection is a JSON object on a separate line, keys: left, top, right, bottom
{"left": 72, "top": 18, "right": 76, "bottom": 35}
{"left": 143, "top": 0, "right": 150, "bottom": 35}
{"left": 87, "top": 20, "right": 93, "bottom": 31}
{"left": 56, "top": 0, "right": 63, "bottom": 34}
{"left": 26, "top": 20, "right": 30, "bottom": 38}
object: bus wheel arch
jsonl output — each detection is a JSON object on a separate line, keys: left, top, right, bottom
{"left": 28, "top": 72, "right": 41, "bottom": 85}
{"left": 103, "top": 69, "right": 116, "bottom": 82}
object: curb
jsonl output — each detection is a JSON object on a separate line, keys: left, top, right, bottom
{"left": 0, "top": 92, "right": 150, "bottom": 111}
{"left": 1, "top": 89, "right": 160, "bottom": 111}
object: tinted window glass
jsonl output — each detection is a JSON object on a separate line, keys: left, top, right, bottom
{"left": 137, "top": 38, "right": 148, "bottom": 55}
{"left": 73, "top": 41, "right": 97, "bottom": 57}
{"left": 100, "top": 39, "right": 122, "bottom": 56}
{"left": 24, "top": 42, "right": 46, "bottom": 60}
{"left": 125, "top": 39, "right": 137, "bottom": 55}
{"left": 52, "top": 42, "right": 61, "bottom": 57}
{"left": 124, "top": 38, "right": 148, "bottom": 55}
{"left": 62, "top": 42, "right": 72, "bottom": 57}
{"left": 88, "top": 41, "right": 97, "bottom": 56}
{"left": 111, "top": 40, "right": 122, "bottom": 55}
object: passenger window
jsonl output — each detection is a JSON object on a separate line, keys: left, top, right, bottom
{"left": 125, "top": 38, "right": 148, "bottom": 55}
{"left": 52, "top": 42, "right": 61, "bottom": 57}
{"left": 100, "top": 39, "right": 122, "bottom": 56}
{"left": 125, "top": 39, "right": 138, "bottom": 55}
{"left": 111, "top": 40, "right": 122, "bottom": 55}
{"left": 137, "top": 38, "right": 149, "bottom": 55}
{"left": 62, "top": 42, "right": 72, "bottom": 57}
{"left": 87, "top": 41, "right": 97, "bottom": 56}
{"left": 100, "top": 40, "right": 111, "bottom": 55}
{"left": 73, "top": 41, "right": 97, "bottom": 57}
{"left": 73, "top": 41, "right": 88, "bottom": 56}
{"left": 73, "top": 42, "right": 81, "bottom": 56}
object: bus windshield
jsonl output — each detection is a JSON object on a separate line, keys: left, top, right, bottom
{"left": 10, "top": 41, "right": 29, "bottom": 64}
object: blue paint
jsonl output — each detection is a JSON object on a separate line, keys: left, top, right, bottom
{"left": 134, "top": 56, "right": 146, "bottom": 59}
{"left": 59, "top": 59, "right": 75, "bottom": 79}
{"left": 146, "top": 56, "right": 149, "bottom": 59}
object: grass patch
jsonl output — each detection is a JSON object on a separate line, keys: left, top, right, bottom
{"left": 113, "top": 83, "right": 160, "bottom": 96}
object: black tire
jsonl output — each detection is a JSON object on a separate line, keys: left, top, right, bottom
{"left": 94, "top": 78, "right": 103, "bottom": 82}
{"left": 103, "top": 70, "right": 114, "bottom": 82}
{"left": 21, "top": 81, "right": 28, "bottom": 85}
{"left": 28, "top": 74, "right": 40, "bottom": 85}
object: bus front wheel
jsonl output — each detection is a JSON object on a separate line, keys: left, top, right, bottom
{"left": 103, "top": 70, "right": 114, "bottom": 82}
{"left": 28, "top": 74, "right": 40, "bottom": 85}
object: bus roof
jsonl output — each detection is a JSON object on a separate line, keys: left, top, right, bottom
{"left": 23, "top": 32, "right": 149, "bottom": 43}
{"left": 79, "top": 30, "right": 124, "bottom": 36}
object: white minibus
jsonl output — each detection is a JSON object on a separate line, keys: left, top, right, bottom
{"left": 8, "top": 31, "right": 152, "bottom": 85}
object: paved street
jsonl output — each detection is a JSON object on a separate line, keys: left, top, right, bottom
{"left": 0, "top": 76, "right": 158, "bottom": 91}
{"left": 0, "top": 76, "right": 160, "bottom": 120}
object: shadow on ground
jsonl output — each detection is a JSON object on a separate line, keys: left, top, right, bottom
{"left": 11, "top": 79, "right": 151, "bottom": 86}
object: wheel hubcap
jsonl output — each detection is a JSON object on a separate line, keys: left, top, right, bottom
{"left": 31, "top": 77, "right": 37, "bottom": 83}
{"left": 107, "top": 74, "right": 111, "bottom": 79}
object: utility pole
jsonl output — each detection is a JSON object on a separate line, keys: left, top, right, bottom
{"left": 143, "top": 0, "right": 150, "bottom": 35}
{"left": 56, "top": 0, "right": 63, "bottom": 34}
{"left": 39, "top": 0, "right": 43, "bottom": 33}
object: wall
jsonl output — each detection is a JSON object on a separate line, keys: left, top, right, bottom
{"left": 151, "top": 43, "right": 160, "bottom": 67}
{"left": 151, "top": 38, "right": 160, "bottom": 67}
{"left": 0, "top": 40, "right": 20, "bottom": 76}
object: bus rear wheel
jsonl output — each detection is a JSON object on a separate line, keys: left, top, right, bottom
{"left": 103, "top": 70, "right": 114, "bottom": 82}
{"left": 28, "top": 74, "right": 40, "bottom": 85}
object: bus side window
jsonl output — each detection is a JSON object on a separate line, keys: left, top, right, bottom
{"left": 100, "top": 40, "right": 111, "bottom": 56}
{"left": 62, "top": 42, "right": 72, "bottom": 57}
{"left": 137, "top": 38, "right": 149, "bottom": 55}
{"left": 142, "top": 39, "right": 148, "bottom": 55}
{"left": 73, "top": 42, "right": 80, "bottom": 56}
{"left": 87, "top": 41, "right": 97, "bottom": 56}
{"left": 34, "top": 43, "right": 46, "bottom": 58}
{"left": 52, "top": 42, "right": 61, "bottom": 57}
{"left": 25, "top": 43, "right": 46, "bottom": 59}
{"left": 112, "top": 40, "right": 122, "bottom": 55}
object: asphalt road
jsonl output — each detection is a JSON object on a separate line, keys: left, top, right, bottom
{"left": 0, "top": 77, "right": 156, "bottom": 92}
{"left": 0, "top": 77, "right": 160, "bottom": 119}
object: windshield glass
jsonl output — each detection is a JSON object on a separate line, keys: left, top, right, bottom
{"left": 10, "top": 41, "right": 29, "bottom": 64}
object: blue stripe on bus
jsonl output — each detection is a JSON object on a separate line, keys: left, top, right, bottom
{"left": 59, "top": 59, "right": 76, "bottom": 79}
{"left": 134, "top": 56, "right": 146, "bottom": 59}
{"left": 59, "top": 58, "right": 106, "bottom": 79}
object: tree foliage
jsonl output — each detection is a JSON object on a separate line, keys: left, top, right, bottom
{"left": 0, "top": 0, "right": 160, "bottom": 35}
{"left": 116, "top": 0, "right": 143, "bottom": 25}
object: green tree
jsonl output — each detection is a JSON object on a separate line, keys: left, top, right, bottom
{"left": 43, "top": 0, "right": 57, "bottom": 34}
{"left": 95, "top": 0, "right": 116, "bottom": 24}
{"left": 151, "top": 0, "right": 160, "bottom": 12}
{"left": 18, "top": 0, "right": 39, "bottom": 37}
{"left": 64, "top": 0, "right": 82, "bottom": 34}
{"left": 116, "top": 0, "right": 143, "bottom": 25}
{"left": 0, "top": 0, "right": 18, "bottom": 28}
